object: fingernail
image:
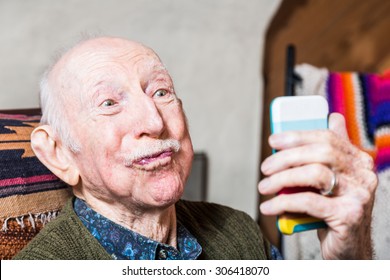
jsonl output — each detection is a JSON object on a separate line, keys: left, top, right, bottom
{"left": 260, "top": 201, "right": 272, "bottom": 214}
{"left": 261, "top": 159, "right": 273, "bottom": 174}
{"left": 269, "top": 134, "right": 283, "bottom": 146}
{"left": 258, "top": 178, "right": 270, "bottom": 192}
{"left": 270, "top": 133, "right": 293, "bottom": 147}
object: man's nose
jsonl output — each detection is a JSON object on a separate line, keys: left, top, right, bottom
{"left": 132, "top": 94, "right": 165, "bottom": 139}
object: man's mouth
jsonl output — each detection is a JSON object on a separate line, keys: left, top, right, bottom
{"left": 123, "top": 139, "right": 181, "bottom": 170}
{"left": 129, "top": 149, "right": 174, "bottom": 171}
{"left": 133, "top": 150, "right": 173, "bottom": 166}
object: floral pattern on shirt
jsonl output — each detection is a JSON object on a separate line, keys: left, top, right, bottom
{"left": 74, "top": 198, "right": 202, "bottom": 260}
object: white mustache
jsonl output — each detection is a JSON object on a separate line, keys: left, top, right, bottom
{"left": 123, "top": 139, "right": 180, "bottom": 166}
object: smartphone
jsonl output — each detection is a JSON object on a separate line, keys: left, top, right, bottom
{"left": 270, "top": 95, "right": 329, "bottom": 235}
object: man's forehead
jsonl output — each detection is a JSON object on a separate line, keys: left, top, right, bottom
{"left": 68, "top": 37, "right": 156, "bottom": 59}
{"left": 52, "top": 37, "right": 170, "bottom": 89}
{"left": 67, "top": 39, "right": 162, "bottom": 72}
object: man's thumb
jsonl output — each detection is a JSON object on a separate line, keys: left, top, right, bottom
{"left": 328, "top": 112, "right": 349, "bottom": 140}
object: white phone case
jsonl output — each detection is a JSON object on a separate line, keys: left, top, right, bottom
{"left": 270, "top": 95, "right": 329, "bottom": 235}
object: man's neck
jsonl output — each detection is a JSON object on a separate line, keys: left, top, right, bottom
{"left": 76, "top": 195, "right": 178, "bottom": 248}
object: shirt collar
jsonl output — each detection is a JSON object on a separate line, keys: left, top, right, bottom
{"left": 74, "top": 197, "right": 202, "bottom": 260}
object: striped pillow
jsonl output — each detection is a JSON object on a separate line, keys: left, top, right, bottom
{"left": 0, "top": 113, "right": 71, "bottom": 259}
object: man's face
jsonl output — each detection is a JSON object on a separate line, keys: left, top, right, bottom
{"left": 60, "top": 40, "right": 193, "bottom": 210}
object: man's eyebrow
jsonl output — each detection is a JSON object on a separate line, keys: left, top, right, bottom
{"left": 149, "top": 69, "right": 173, "bottom": 83}
{"left": 91, "top": 81, "right": 106, "bottom": 100}
{"left": 144, "top": 76, "right": 174, "bottom": 92}
{"left": 152, "top": 76, "right": 171, "bottom": 83}
{"left": 91, "top": 81, "right": 121, "bottom": 100}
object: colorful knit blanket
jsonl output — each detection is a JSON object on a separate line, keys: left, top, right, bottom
{"left": 327, "top": 71, "right": 390, "bottom": 172}
{"left": 295, "top": 64, "right": 390, "bottom": 172}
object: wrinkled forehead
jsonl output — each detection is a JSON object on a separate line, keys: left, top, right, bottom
{"left": 71, "top": 43, "right": 166, "bottom": 82}
{"left": 51, "top": 39, "right": 170, "bottom": 99}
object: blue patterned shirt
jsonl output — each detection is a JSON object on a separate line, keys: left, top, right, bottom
{"left": 74, "top": 198, "right": 202, "bottom": 260}
{"left": 271, "top": 245, "right": 283, "bottom": 260}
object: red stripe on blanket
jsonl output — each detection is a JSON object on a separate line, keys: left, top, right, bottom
{"left": 0, "top": 174, "right": 58, "bottom": 187}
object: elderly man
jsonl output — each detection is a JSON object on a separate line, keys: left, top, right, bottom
{"left": 14, "top": 37, "right": 377, "bottom": 260}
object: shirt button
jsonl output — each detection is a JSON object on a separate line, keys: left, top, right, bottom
{"left": 158, "top": 249, "right": 168, "bottom": 260}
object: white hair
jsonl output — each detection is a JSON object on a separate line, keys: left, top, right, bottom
{"left": 38, "top": 34, "right": 101, "bottom": 153}
{"left": 39, "top": 68, "right": 81, "bottom": 153}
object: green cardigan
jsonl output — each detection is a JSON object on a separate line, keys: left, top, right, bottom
{"left": 14, "top": 198, "right": 271, "bottom": 260}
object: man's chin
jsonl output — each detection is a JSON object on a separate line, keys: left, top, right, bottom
{"left": 152, "top": 190, "right": 183, "bottom": 206}
{"left": 134, "top": 195, "right": 180, "bottom": 212}
{"left": 144, "top": 186, "right": 184, "bottom": 209}
{"left": 130, "top": 170, "right": 186, "bottom": 209}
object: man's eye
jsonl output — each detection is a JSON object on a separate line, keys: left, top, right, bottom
{"left": 153, "top": 89, "right": 168, "bottom": 97}
{"left": 102, "top": 99, "right": 115, "bottom": 107}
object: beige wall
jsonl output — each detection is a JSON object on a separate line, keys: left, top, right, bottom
{"left": 0, "top": 0, "right": 281, "bottom": 218}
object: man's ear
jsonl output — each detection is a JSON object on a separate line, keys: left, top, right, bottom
{"left": 31, "top": 125, "right": 80, "bottom": 186}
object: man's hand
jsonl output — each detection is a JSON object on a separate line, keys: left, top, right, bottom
{"left": 258, "top": 113, "right": 378, "bottom": 259}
